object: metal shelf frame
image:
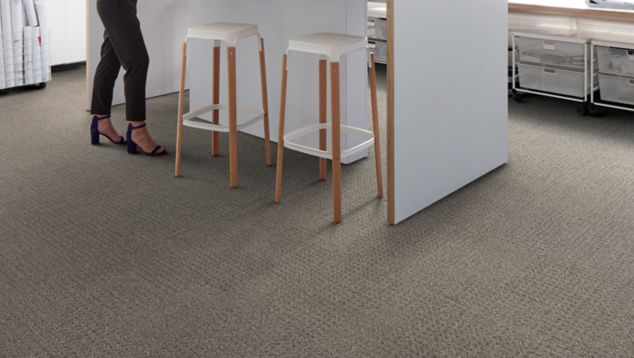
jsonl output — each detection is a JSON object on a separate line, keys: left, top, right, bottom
{"left": 591, "top": 40, "right": 634, "bottom": 113}
{"left": 512, "top": 32, "right": 597, "bottom": 104}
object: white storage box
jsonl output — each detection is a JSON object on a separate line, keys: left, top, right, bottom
{"left": 516, "top": 36, "right": 586, "bottom": 69}
{"left": 596, "top": 46, "right": 634, "bottom": 77}
{"left": 518, "top": 63, "right": 587, "bottom": 98}
{"left": 369, "top": 40, "right": 387, "bottom": 64}
{"left": 598, "top": 73, "right": 634, "bottom": 106}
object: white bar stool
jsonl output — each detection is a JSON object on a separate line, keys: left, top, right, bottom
{"left": 175, "top": 22, "right": 272, "bottom": 188}
{"left": 274, "top": 33, "right": 383, "bottom": 223}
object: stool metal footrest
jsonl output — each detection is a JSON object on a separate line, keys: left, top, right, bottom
{"left": 283, "top": 123, "right": 375, "bottom": 160}
{"left": 183, "top": 104, "right": 264, "bottom": 133}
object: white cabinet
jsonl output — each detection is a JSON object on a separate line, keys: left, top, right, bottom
{"left": 49, "top": 0, "right": 86, "bottom": 66}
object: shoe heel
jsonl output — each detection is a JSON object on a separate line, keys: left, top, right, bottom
{"left": 90, "top": 117, "right": 100, "bottom": 145}
{"left": 126, "top": 124, "right": 138, "bottom": 154}
{"left": 127, "top": 142, "right": 138, "bottom": 154}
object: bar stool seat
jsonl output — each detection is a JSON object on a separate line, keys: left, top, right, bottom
{"left": 187, "top": 22, "right": 259, "bottom": 46}
{"left": 175, "top": 22, "right": 272, "bottom": 188}
{"left": 275, "top": 32, "right": 384, "bottom": 223}
{"left": 288, "top": 33, "right": 367, "bottom": 61}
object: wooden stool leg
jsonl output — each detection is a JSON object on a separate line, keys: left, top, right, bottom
{"left": 274, "top": 54, "right": 289, "bottom": 204}
{"left": 175, "top": 42, "right": 188, "bottom": 177}
{"left": 319, "top": 59, "right": 328, "bottom": 181}
{"left": 259, "top": 37, "right": 273, "bottom": 166}
{"left": 228, "top": 46, "right": 238, "bottom": 188}
{"left": 331, "top": 62, "right": 342, "bottom": 224}
{"left": 369, "top": 53, "right": 384, "bottom": 198}
{"left": 211, "top": 45, "right": 221, "bottom": 157}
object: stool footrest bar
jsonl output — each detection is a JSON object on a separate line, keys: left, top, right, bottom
{"left": 183, "top": 104, "right": 264, "bottom": 133}
{"left": 283, "top": 123, "right": 375, "bottom": 160}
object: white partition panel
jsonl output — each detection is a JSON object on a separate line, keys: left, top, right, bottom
{"left": 86, "top": 0, "right": 189, "bottom": 107}
{"left": 390, "top": 0, "right": 508, "bottom": 223}
{"left": 50, "top": 0, "right": 86, "bottom": 66}
{"left": 188, "top": 0, "right": 368, "bottom": 163}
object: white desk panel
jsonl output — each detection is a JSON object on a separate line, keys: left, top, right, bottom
{"left": 391, "top": 0, "right": 509, "bottom": 223}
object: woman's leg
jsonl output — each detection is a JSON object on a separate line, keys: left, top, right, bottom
{"left": 96, "top": 0, "right": 164, "bottom": 153}
{"left": 90, "top": 33, "right": 123, "bottom": 141}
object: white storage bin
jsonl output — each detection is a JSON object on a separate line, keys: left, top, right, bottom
{"left": 369, "top": 40, "right": 387, "bottom": 64}
{"left": 518, "top": 64, "right": 587, "bottom": 98}
{"left": 516, "top": 36, "right": 586, "bottom": 69}
{"left": 598, "top": 73, "right": 634, "bottom": 106}
{"left": 368, "top": 17, "right": 387, "bottom": 41}
{"left": 596, "top": 46, "right": 634, "bottom": 77}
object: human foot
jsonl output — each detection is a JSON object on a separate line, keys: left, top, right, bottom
{"left": 126, "top": 122, "right": 167, "bottom": 156}
{"left": 90, "top": 115, "right": 125, "bottom": 145}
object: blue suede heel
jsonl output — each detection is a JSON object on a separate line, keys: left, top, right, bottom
{"left": 126, "top": 123, "right": 167, "bottom": 156}
{"left": 90, "top": 116, "right": 126, "bottom": 145}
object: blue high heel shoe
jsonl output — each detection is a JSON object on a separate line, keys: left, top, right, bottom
{"left": 90, "top": 115, "right": 126, "bottom": 145}
{"left": 126, "top": 123, "right": 167, "bottom": 156}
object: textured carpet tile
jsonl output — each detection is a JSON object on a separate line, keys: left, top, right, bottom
{"left": 0, "top": 67, "right": 633, "bottom": 357}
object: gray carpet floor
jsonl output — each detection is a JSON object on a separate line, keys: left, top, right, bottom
{"left": 1, "top": 67, "right": 633, "bottom": 357}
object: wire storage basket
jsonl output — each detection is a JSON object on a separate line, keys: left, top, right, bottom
{"left": 591, "top": 41, "right": 634, "bottom": 111}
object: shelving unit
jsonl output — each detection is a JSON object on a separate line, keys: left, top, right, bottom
{"left": 511, "top": 32, "right": 598, "bottom": 114}
{"left": 368, "top": 1, "right": 387, "bottom": 64}
{"left": 592, "top": 40, "right": 634, "bottom": 111}
{"left": 0, "top": 0, "right": 50, "bottom": 93}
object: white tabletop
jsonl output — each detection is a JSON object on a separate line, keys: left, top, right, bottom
{"left": 509, "top": 0, "right": 634, "bottom": 20}
{"left": 509, "top": 0, "right": 589, "bottom": 9}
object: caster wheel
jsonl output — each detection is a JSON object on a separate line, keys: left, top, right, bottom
{"left": 0, "top": 89, "right": 9, "bottom": 96}
{"left": 512, "top": 90, "right": 525, "bottom": 103}
{"left": 577, "top": 103, "right": 589, "bottom": 116}
{"left": 33, "top": 83, "right": 46, "bottom": 89}
{"left": 586, "top": 103, "right": 600, "bottom": 117}
{"left": 577, "top": 102, "right": 598, "bottom": 116}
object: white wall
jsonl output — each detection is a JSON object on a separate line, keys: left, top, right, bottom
{"left": 86, "top": 0, "right": 189, "bottom": 106}
{"left": 392, "top": 0, "right": 508, "bottom": 223}
{"left": 49, "top": 0, "right": 86, "bottom": 66}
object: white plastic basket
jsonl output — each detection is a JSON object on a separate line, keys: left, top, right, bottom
{"left": 516, "top": 36, "right": 586, "bottom": 69}
{"left": 368, "top": 17, "right": 387, "bottom": 41}
{"left": 596, "top": 45, "right": 634, "bottom": 77}
{"left": 368, "top": 40, "right": 387, "bottom": 64}
{"left": 598, "top": 73, "right": 634, "bottom": 106}
{"left": 518, "top": 63, "right": 587, "bottom": 98}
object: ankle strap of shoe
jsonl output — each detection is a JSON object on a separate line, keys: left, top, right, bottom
{"left": 94, "top": 115, "right": 111, "bottom": 121}
{"left": 131, "top": 123, "right": 147, "bottom": 130}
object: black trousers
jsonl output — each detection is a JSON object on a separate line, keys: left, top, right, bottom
{"left": 90, "top": 0, "right": 149, "bottom": 121}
